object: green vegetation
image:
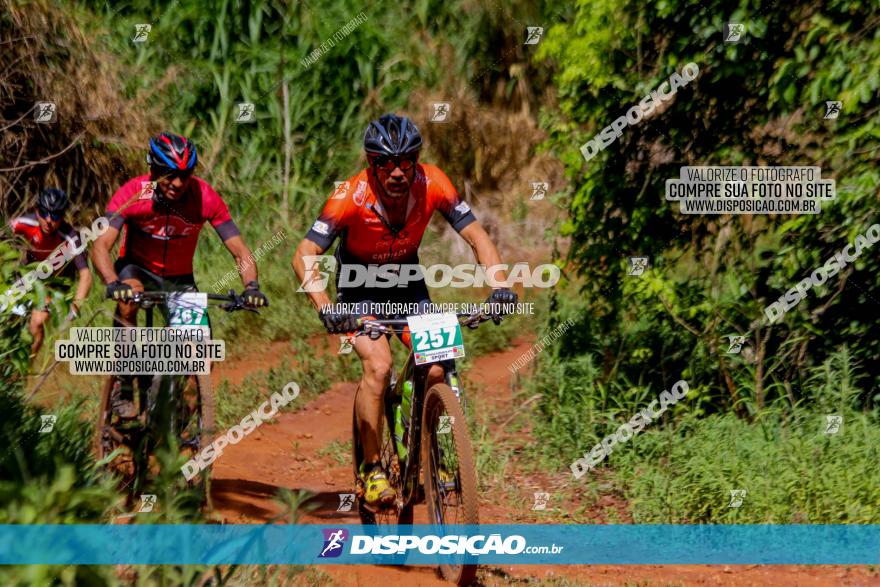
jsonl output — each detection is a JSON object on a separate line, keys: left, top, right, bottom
{"left": 316, "top": 439, "right": 352, "bottom": 467}
{"left": 2, "top": 0, "right": 879, "bottom": 580}
{"left": 526, "top": 0, "right": 880, "bottom": 522}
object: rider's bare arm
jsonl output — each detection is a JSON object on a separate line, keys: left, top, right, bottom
{"left": 91, "top": 225, "right": 121, "bottom": 284}
{"left": 222, "top": 235, "right": 258, "bottom": 286}
{"left": 73, "top": 266, "right": 92, "bottom": 312}
{"left": 458, "top": 221, "right": 509, "bottom": 287}
{"left": 292, "top": 238, "right": 333, "bottom": 310}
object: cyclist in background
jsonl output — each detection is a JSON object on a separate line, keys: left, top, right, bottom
{"left": 9, "top": 188, "right": 92, "bottom": 358}
{"left": 292, "top": 114, "right": 516, "bottom": 508}
{"left": 91, "top": 132, "right": 268, "bottom": 418}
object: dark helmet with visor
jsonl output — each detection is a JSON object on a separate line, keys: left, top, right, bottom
{"left": 38, "top": 188, "right": 69, "bottom": 214}
{"left": 363, "top": 114, "right": 422, "bottom": 158}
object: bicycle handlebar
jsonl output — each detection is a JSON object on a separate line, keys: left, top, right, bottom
{"left": 121, "top": 290, "right": 258, "bottom": 313}
{"left": 354, "top": 310, "right": 494, "bottom": 339}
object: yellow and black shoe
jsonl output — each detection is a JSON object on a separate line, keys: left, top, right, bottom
{"left": 362, "top": 465, "right": 396, "bottom": 509}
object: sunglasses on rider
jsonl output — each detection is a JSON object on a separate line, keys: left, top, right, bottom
{"left": 370, "top": 155, "right": 417, "bottom": 172}
{"left": 38, "top": 208, "right": 64, "bottom": 221}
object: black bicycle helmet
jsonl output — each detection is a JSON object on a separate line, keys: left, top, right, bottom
{"left": 38, "top": 188, "right": 69, "bottom": 213}
{"left": 146, "top": 132, "right": 198, "bottom": 171}
{"left": 363, "top": 114, "right": 422, "bottom": 157}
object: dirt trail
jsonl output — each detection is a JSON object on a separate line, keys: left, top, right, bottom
{"left": 211, "top": 337, "right": 878, "bottom": 586}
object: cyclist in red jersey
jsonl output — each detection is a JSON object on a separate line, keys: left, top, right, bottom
{"left": 91, "top": 132, "right": 268, "bottom": 417}
{"left": 292, "top": 114, "right": 517, "bottom": 507}
{"left": 8, "top": 188, "right": 92, "bottom": 357}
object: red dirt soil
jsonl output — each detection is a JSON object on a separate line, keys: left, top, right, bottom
{"left": 210, "top": 337, "right": 879, "bottom": 586}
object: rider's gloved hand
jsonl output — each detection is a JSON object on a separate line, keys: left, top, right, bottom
{"left": 242, "top": 281, "right": 268, "bottom": 308}
{"left": 484, "top": 287, "right": 517, "bottom": 323}
{"left": 106, "top": 280, "right": 134, "bottom": 301}
{"left": 319, "top": 307, "right": 359, "bottom": 334}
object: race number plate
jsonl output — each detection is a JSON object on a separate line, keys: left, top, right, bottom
{"left": 407, "top": 312, "right": 464, "bottom": 365}
{"left": 168, "top": 292, "right": 209, "bottom": 328}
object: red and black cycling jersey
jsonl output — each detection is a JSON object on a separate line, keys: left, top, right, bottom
{"left": 305, "top": 163, "right": 476, "bottom": 264}
{"left": 9, "top": 213, "right": 88, "bottom": 277}
{"left": 105, "top": 175, "right": 240, "bottom": 277}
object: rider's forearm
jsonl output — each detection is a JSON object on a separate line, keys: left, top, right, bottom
{"left": 292, "top": 240, "right": 333, "bottom": 311}
{"left": 307, "top": 290, "right": 333, "bottom": 311}
{"left": 73, "top": 268, "right": 92, "bottom": 308}
{"left": 460, "top": 223, "right": 509, "bottom": 287}
{"left": 91, "top": 241, "right": 118, "bottom": 284}
{"left": 235, "top": 250, "right": 258, "bottom": 285}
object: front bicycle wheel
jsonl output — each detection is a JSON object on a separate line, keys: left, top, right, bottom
{"left": 176, "top": 374, "right": 215, "bottom": 511}
{"left": 421, "top": 383, "right": 479, "bottom": 585}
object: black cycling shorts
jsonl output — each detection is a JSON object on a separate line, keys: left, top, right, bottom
{"left": 113, "top": 258, "right": 210, "bottom": 328}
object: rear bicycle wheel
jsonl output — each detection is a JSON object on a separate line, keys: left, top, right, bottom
{"left": 94, "top": 375, "right": 142, "bottom": 499}
{"left": 422, "top": 383, "right": 479, "bottom": 585}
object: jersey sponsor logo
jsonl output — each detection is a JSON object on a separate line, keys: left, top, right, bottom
{"left": 138, "top": 216, "right": 197, "bottom": 239}
{"left": 454, "top": 201, "right": 471, "bottom": 214}
{"left": 311, "top": 220, "right": 330, "bottom": 236}
{"left": 331, "top": 181, "right": 349, "bottom": 200}
{"left": 352, "top": 181, "right": 368, "bottom": 207}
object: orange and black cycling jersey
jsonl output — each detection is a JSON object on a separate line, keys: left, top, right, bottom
{"left": 305, "top": 163, "right": 476, "bottom": 264}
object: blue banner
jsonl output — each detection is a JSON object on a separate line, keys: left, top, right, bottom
{"left": 1, "top": 525, "right": 878, "bottom": 565}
